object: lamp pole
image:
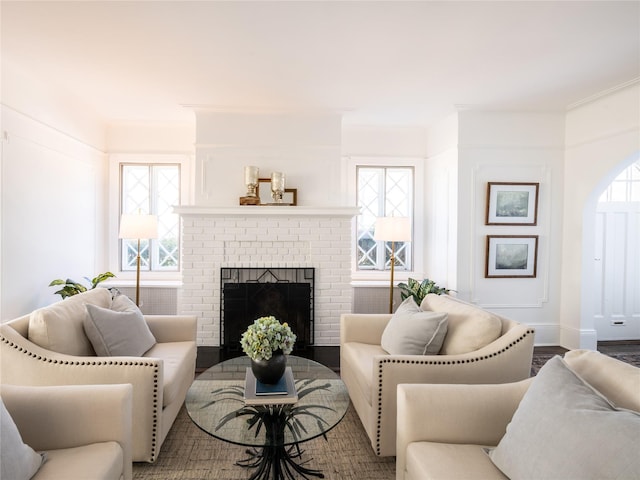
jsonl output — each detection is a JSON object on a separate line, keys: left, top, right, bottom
{"left": 388, "top": 241, "right": 396, "bottom": 314}
{"left": 135, "top": 238, "right": 141, "bottom": 306}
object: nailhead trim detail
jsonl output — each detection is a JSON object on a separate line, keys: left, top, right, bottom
{"left": 373, "top": 328, "right": 535, "bottom": 456}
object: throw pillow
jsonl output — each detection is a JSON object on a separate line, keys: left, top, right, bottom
{"left": 420, "top": 294, "right": 502, "bottom": 355}
{"left": 1, "top": 398, "right": 45, "bottom": 480}
{"left": 381, "top": 297, "right": 448, "bottom": 355}
{"left": 489, "top": 355, "right": 640, "bottom": 480}
{"left": 28, "top": 288, "right": 112, "bottom": 355}
{"left": 84, "top": 294, "right": 156, "bottom": 356}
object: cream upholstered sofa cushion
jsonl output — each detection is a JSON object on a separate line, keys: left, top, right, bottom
{"left": 563, "top": 348, "right": 640, "bottom": 412}
{"left": 420, "top": 294, "right": 502, "bottom": 355}
{"left": 28, "top": 288, "right": 112, "bottom": 356}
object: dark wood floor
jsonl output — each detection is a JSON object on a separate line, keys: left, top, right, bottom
{"left": 535, "top": 340, "right": 640, "bottom": 356}
{"left": 197, "top": 341, "right": 640, "bottom": 373}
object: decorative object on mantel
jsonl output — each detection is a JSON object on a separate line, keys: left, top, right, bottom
{"left": 486, "top": 182, "right": 539, "bottom": 225}
{"left": 240, "top": 316, "right": 297, "bottom": 384}
{"left": 257, "top": 177, "right": 297, "bottom": 206}
{"left": 271, "top": 171, "right": 285, "bottom": 203}
{"left": 374, "top": 216, "right": 412, "bottom": 313}
{"left": 239, "top": 166, "right": 260, "bottom": 205}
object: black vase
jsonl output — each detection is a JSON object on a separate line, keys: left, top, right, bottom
{"left": 251, "top": 350, "right": 287, "bottom": 385}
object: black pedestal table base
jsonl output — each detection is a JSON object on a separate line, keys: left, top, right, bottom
{"left": 237, "top": 443, "right": 324, "bottom": 480}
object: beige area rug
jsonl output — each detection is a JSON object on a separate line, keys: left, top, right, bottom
{"left": 133, "top": 405, "right": 395, "bottom": 480}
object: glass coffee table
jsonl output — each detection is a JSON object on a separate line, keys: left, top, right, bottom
{"left": 186, "top": 355, "right": 350, "bottom": 480}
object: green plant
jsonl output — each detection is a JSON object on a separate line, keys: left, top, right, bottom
{"left": 240, "top": 316, "right": 297, "bottom": 361}
{"left": 397, "top": 277, "right": 452, "bottom": 305}
{"left": 49, "top": 271, "right": 115, "bottom": 299}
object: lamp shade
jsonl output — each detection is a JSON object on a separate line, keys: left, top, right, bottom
{"left": 373, "top": 217, "right": 412, "bottom": 242}
{"left": 119, "top": 214, "right": 159, "bottom": 240}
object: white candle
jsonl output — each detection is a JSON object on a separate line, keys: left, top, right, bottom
{"left": 244, "top": 166, "right": 259, "bottom": 185}
{"left": 271, "top": 172, "right": 285, "bottom": 191}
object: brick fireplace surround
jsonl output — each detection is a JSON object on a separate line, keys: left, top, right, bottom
{"left": 175, "top": 206, "right": 359, "bottom": 366}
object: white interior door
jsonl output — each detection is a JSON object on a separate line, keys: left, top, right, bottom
{"left": 594, "top": 202, "right": 640, "bottom": 340}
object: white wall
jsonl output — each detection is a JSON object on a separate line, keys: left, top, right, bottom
{"left": 562, "top": 83, "right": 640, "bottom": 349}
{"left": 194, "top": 111, "right": 343, "bottom": 207}
{"left": 424, "top": 114, "right": 458, "bottom": 288}
{"left": 1, "top": 63, "right": 108, "bottom": 319}
{"left": 456, "top": 111, "right": 566, "bottom": 345}
{"left": 0, "top": 106, "right": 107, "bottom": 319}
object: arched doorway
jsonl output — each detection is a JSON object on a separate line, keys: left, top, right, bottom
{"left": 586, "top": 157, "right": 640, "bottom": 342}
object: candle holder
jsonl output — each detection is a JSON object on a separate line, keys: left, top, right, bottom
{"left": 240, "top": 166, "right": 261, "bottom": 205}
{"left": 271, "top": 172, "right": 285, "bottom": 203}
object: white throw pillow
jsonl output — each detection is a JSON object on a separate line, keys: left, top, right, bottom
{"left": 489, "top": 355, "right": 640, "bottom": 480}
{"left": 381, "top": 297, "right": 448, "bottom": 355}
{"left": 84, "top": 294, "right": 156, "bottom": 356}
{"left": 1, "top": 398, "right": 45, "bottom": 480}
{"left": 28, "top": 288, "right": 112, "bottom": 356}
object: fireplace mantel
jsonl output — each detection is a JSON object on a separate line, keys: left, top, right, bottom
{"left": 174, "top": 205, "right": 360, "bottom": 217}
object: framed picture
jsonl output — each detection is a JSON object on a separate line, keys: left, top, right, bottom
{"left": 486, "top": 182, "right": 539, "bottom": 225}
{"left": 257, "top": 178, "right": 297, "bottom": 205}
{"left": 485, "top": 235, "right": 538, "bottom": 278}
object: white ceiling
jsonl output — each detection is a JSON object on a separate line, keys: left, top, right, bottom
{"left": 2, "top": 1, "right": 639, "bottom": 127}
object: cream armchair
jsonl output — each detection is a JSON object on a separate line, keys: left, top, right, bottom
{"left": 340, "top": 294, "right": 535, "bottom": 456}
{"left": 0, "top": 289, "right": 197, "bottom": 463}
{"left": 1, "top": 383, "right": 133, "bottom": 480}
{"left": 396, "top": 350, "right": 640, "bottom": 480}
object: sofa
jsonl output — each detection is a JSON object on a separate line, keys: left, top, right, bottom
{"left": 340, "top": 293, "right": 535, "bottom": 456}
{"left": 1, "top": 383, "right": 133, "bottom": 480}
{"left": 396, "top": 349, "right": 640, "bottom": 480}
{"left": 0, "top": 288, "right": 197, "bottom": 463}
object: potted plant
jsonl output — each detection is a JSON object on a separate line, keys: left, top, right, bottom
{"left": 48, "top": 272, "right": 116, "bottom": 299}
{"left": 241, "top": 316, "right": 296, "bottom": 384}
{"left": 397, "top": 277, "right": 452, "bottom": 306}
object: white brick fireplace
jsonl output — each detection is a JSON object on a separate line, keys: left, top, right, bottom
{"left": 175, "top": 206, "right": 358, "bottom": 347}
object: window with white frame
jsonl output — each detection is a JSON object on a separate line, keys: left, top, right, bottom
{"left": 120, "top": 164, "right": 180, "bottom": 272}
{"left": 356, "top": 166, "right": 414, "bottom": 271}
{"left": 599, "top": 160, "right": 640, "bottom": 202}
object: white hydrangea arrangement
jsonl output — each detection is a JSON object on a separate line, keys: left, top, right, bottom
{"left": 240, "top": 316, "right": 297, "bottom": 361}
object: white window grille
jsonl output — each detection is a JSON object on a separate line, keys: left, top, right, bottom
{"left": 120, "top": 164, "right": 180, "bottom": 272}
{"left": 356, "top": 166, "right": 413, "bottom": 271}
{"left": 599, "top": 160, "right": 640, "bottom": 203}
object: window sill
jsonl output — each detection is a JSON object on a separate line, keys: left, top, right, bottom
{"left": 102, "top": 279, "right": 182, "bottom": 288}
{"left": 351, "top": 271, "right": 418, "bottom": 285}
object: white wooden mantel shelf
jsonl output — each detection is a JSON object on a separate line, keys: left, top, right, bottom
{"left": 174, "top": 205, "right": 360, "bottom": 217}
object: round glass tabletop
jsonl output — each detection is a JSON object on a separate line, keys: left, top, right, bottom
{"left": 186, "top": 355, "right": 350, "bottom": 448}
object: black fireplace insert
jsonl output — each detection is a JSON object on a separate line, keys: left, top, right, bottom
{"left": 220, "top": 267, "right": 315, "bottom": 358}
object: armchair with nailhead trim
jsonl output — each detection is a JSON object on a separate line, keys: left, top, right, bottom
{"left": 0, "top": 289, "right": 197, "bottom": 463}
{"left": 340, "top": 294, "right": 535, "bottom": 456}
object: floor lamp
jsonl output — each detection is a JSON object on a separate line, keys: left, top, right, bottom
{"left": 374, "top": 217, "right": 412, "bottom": 314}
{"left": 119, "top": 213, "right": 158, "bottom": 306}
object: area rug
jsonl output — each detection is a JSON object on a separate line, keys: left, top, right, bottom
{"left": 136, "top": 349, "right": 639, "bottom": 480}
{"left": 133, "top": 405, "right": 395, "bottom": 480}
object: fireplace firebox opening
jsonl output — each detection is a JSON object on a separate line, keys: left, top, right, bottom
{"left": 220, "top": 267, "right": 315, "bottom": 359}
